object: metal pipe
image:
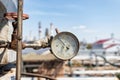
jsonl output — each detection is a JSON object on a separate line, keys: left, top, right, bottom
{"left": 24, "top": 43, "right": 42, "bottom": 48}
{"left": 16, "top": 0, "right": 23, "bottom": 80}
{"left": 21, "top": 72, "right": 56, "bottom": 80}
{"left": 0, "top": 43, "right": 46, "bottom": 49}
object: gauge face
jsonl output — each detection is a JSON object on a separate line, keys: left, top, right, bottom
{"left": 51, "top": 32, "right": 79, "bottom": 60}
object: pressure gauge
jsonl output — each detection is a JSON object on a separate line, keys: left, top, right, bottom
{"left": 51, "top": 32, "right": 79, "bottom": 60}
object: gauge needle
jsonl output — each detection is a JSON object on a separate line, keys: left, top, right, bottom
{"left": 58, "top": 37, "right": 69, "bottom": 50}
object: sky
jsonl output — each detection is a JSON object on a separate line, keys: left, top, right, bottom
{"left": 22, "top": 0, "right": 120, "bottom": 43}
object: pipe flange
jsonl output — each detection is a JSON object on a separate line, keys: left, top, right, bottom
{"left": 4, "top": 12, "right": 29, "bottom": 20}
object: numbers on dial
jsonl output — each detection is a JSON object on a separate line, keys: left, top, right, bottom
{"left": 51, "top": 32, "right": 79, "bottom": 60}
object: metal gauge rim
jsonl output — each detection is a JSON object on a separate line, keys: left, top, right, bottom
{"left": 51, "top": 32, "right": 79, "bottom": 60}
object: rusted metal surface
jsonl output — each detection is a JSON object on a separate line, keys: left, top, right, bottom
{"left": 55, "top": 28, "right": 60, "bottom": 34}
{"left": 16, "top": 0, "right": 23, "bottom": 80}
{"left": 37, "top": 60, "right": 64, "bottom": 78}
{"left": 4, "top": 12, "right": 29, "bottom": 20}
{"left": 21, "top": 72, "right": 56, "bottom": 80}
{"left": 4, "top": 12, "right": 29, "bottom": 51}
{"left": 3, "top": 8, "right": 29, "bottom": 80}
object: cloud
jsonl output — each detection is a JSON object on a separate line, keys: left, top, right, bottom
{"left": 71, "top": 25, "right": 98, "bottom": 33}
{"left": 84, "top": 29, "right": 97, "bottom": 33}
{"left": 72, "top": 25, "right": 86, "bottom": 30}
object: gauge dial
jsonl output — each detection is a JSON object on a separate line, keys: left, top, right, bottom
{"left": 51, "top": 32, "right": 79, "bottom": 60}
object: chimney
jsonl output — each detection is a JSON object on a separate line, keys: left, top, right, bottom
{"left": 38, "top": 22, "right": 42, "bottom": 39}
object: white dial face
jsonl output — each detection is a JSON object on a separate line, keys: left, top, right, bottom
{"left": 51, "top": 32, "right": 79, "bottom": 60}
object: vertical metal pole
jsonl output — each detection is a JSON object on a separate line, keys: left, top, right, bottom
{"left": 16, "top": 0, "right": 23, "bottom": 80}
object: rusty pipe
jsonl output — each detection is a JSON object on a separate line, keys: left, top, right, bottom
{"left": 16, "top": 0, "right": 23, "bottom": 80}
